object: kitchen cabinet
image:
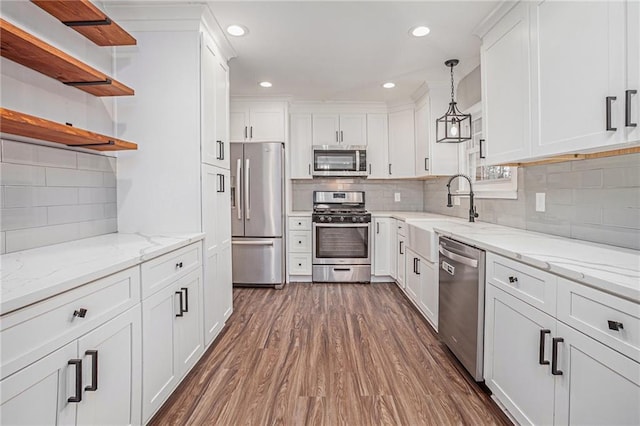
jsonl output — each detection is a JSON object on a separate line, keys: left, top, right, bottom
{"left": 289, "top": 113, "right": 313, "bottom": 179}
{"left": 366, "top": 113, "right": 389, "bottom": 178}
{"left": 1, "top": 295, "right": 142, "bottom": 426}
{"left": 230, "top": 101, "right": 286, "bottom": 142}
{"left": 530, "top": 1, "right": 629, "bottom": 156}
{"left": 312, "top": 113, "right": 367, "bottom": 145}
{"left": 406, "top": 248, "right": 437, "bottom": 330}
{"left": 414, "top": 90, "right": 459, "bottom": 177}
{"left": 388, "top": 109, "right": 415, "bottom": 178}
{"left": 389, "top": 219, "right": 397, "bottom": 280}
{"left": 202, "top": 164, "right": 232, "bottom": 345}
{"left": 288, "top": 216, "right": 312, "bottom": 277}
{"left": 201, "top": 33, "right": 230, "bottom": 169}
{"left": 405, "top": 248, "right": 421, "bottom": 305}
{"left": 373, "top": 217, "right": 392, "bottom": 276}
{"left": 141, "top": 268, "right": 203, "bottom": 423}
{"left": 480, "top": 1, "right": 531, "bottom": 164}
{"left": 484, "top": 252, "right": 640, "bottom": 425}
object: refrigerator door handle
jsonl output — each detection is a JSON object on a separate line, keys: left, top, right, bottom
{"left": 236, "top": 159, "right": 242, "bottom": 220}
{"left": 245, "top": 158, "right": 251, "bottom": 220}
{"left": 232, "top": 240, "right": 274, "bottom": 246}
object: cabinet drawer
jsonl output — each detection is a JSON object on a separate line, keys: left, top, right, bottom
{"left": 397, "top": 221, "right": 407, "bottom": 237}
{"left": 486, "top": 252, "right": 557, "bottom": 315}
{"left": 1, "top": 267, "right": 140, "bottom": 380}
{"left": 289, "top": 231, "right": 311, "bottom": 253}
{"left": 141, "top": 243, "right": 202, "bottom": 299}
{"left": 289, "top": 253, "right": 312, "bottom": 275}
{"left": 558, "top": 278, "right": 640, "bottom": 363}
{"left": 289, "top": 217, "right": 311, "bottom": 230}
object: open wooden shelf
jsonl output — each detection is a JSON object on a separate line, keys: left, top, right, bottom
{"left": 0, "top": 19, "right": 134, "bottom": 97}
{"left": 31, "top": 0, "right": 136, "bottom": 47}
{"left": 0, "top": 108, "right": 137, "bottom": 151}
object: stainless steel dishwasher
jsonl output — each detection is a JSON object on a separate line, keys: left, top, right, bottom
{"left": 438, "top": 236, "right": 486, "bottom": 381}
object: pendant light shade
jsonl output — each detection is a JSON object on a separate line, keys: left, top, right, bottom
{"left": 436, "top": 59, "right": 472, "bottom": 143}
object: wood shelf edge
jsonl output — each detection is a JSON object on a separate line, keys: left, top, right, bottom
{"left": 31, "top": 0, "right": 136, "bottom": 46}
{"left": 0, "top": 108, "right": 137, "bottom": 151}
{"left": 500, "top": 146, "right": 640, "bottom": 167}
{"left": 0, "top": 18, "right": 134, "bottom": 97}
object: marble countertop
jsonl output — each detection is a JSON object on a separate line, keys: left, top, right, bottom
{"left": 0, "top": 232, "right": 205, "bottom": 315}
{"left": 371, "top": 211, "right": 449, "bottom": 220}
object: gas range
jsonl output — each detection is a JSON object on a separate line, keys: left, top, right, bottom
{"left": 311, "top": 191, "right": 371, "bottom": 224}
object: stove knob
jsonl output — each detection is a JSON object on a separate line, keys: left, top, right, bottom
{"left": 327, "top": 216, "right": 332, "bottom": 222}
{"left": 319, "top": 216, "right": 325, "bottom": 222}
{"left": 339, "top": 216, "right": 345, "bottom": 222}
{"left": 352, "top": 217, "right": 357, "bottom": 223}
{"left": 360, "top": 216, "right": 366, "bottom": 222}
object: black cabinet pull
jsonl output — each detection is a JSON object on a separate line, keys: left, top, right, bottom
{"left": 175, "top": 262, "right": 183, "bottom": 269}
{"left": 181, "top": 287, "right": 189, "bottom": 313}
{"left": 308, "top": 164, "right": 311, "bottom": 175}
{"left": 336, "top": 131, "right": 339, "bottom": 142}
{"left": 551, "top": 337, "right": 564, "bottom": 375}
{"left": 626, "top": 89, "right": 637, "bottom": 127}
{"left": 608, "top": 320, "right": 624, "bottom": 331}
{"left": 68, "top": 359, "right": 82, "bottom": 403}
{"left": 413, "top": 258, "right": 417, "bottom": 274}
{"left": 369, "top": 163, "right": 372, "bottom": 175}
{"left": 606, "top": 96, "right": 617, "bottom": 131}
{"left": 340, "top": 130, "right": 344, "bottom": 142}
{"left": 250, "top": 126, "right": 253, "bottom": 138}
{"left": 216, "top": 140, "right": 223, "bottom": 160}
{"left": 244, "top": 126, "right": 247, "bottom": 139}
{"left": 376, "top": 222, "right": 380, "bottom": 234}
{"left": 399, "top": 241, "right": 404, "bottom": 255}
{"left": 479, "top": 139, "right": 486, "bottom": 159}
{"left": 175, "top": 291, "right": 184, "bottom": 317}
{"left": 221, "top": 141, "right": 225, "bottom": 160}
{"left": 217, "top": 174, "right": 225, "bottom": 193}
{"left": 508, "top": 276, "right": 518, "bottom": 283}
{"left": 424, "top": 158, "right": 429, "bottom": 171}
{"left": 73, "top": 308, "right": 87, "bottom": 318}
{"left": 416, "top": 258, "right": 420, "bottom": 275}
{"left": 539, "top": 329, "right": 551, "bottom": 365}
{"left": 85, "top": 350, "right": 98, "bottom": 391}
{"left": 388, "top": 164, "right": 392, "bottom": 175}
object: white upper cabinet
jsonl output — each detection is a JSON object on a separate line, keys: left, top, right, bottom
{"left": 414, "top": 102, "right": 431, "bottom": 176}
{"left": 481, "top": 1, "right": 531, "bottom": 164}
{"left": 201, "top": 34, "right": 229, "bottom": 170}
{"left": 530, "top": 0, "right": 627, "bottom": 156}
{"left": 366, "top": 113, "right": 389, "bottom": 178}
{"left": 289, "top": 113, "right": 313, "bottom": 179}
{"left": 312, "top": 113, "right": 366, "bottom": 145}
{"left": 388, "top": 108, "right": 415, "bottom": 178}
{"left": 230, "top": 101, "right": 286, "bottom": 142}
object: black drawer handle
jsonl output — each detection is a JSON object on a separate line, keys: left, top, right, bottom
{"left": 68, "top": 359, "right": 82, "bottom": 403}
{"left": 606, "top": 96, "right": 617, "bottom": 131}
{"left": 176, "top": 291, "right": 184, "bottom": 317}
{"left": 608, "top": 320, "right": 624, "bottom": 331}
{"left": 85, "top": 350, "right": 98, "bottom": 391}
{"left": 539, "top": 329, "right": 550, "bottom": 365}
{"left": 625, "top": 89, "right": 637, "bottom": 127}
{"left": 399, "top": 241, "right": 404, "bottom": 255}
{"left": 551, "top": 337, "right": 564, "bottom": 376}
{"left": 175, "top": 262, "right": 183, "bottom": 269}
{"left": 181, "top": 287, "right": 189, "bottom": 313}
{"left": 73, "top": 308, "right": 88, "bottom": 318}
{"left": 508, "top": 276, "right": 518, "bottom": 283}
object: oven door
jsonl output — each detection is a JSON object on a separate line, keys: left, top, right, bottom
{"left": 312, "top": 222, "right": 371, "bottom": 265}
{"left": 312, "top": 147, "right": 367, "bottom": 176}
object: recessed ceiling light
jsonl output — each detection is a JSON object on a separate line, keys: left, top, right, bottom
{"left": 409, "top": 26, "right": 430, "bottom": 37}
{"left": 226, "top": 24, "right": 248, "bottom": 37}
{"left": 259, "top": 81, "right": 272, "bottom": 88}
{"left": 383, "top": 82, "right": 396, "bottom": 89}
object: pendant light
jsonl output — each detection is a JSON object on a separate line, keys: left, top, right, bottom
{"left": 436, "top": 59, "right": 472, "bottom": 143}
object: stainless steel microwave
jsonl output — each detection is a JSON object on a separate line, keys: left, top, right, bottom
{"left": 312, "top": 145, "right": 367, "bottom": 177}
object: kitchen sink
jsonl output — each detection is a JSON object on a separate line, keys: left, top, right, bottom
{"left": 405, "top": 218, "right": 462, "bottom": 262}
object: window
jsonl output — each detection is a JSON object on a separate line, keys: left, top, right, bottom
{"left": 457, "top": 103, "right": 518, "bottom": 199}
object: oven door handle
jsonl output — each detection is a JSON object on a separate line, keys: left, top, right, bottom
{"left": 313, "top": 223, "right": 370, "bottom": 228}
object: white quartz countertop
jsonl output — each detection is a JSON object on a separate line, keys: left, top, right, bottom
{"left": 0, "top": 232, "right": 205, "bottom": 315}
{"left": 401, "top": 218, "right": 640, "bottom": 303}
{"left": 371, "top": 211, "right": 449, "bottom": 220}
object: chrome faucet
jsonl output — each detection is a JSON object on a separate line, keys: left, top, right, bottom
{"left": 446, "top": 174, "right": 479, "bottom": 222}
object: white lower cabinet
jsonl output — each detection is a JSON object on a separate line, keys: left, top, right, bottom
{"left": 141, "top": 268, "right": 203, "bottom": 423}
{"left": 373, "top": 217, "right": 392, "bottom": 276}
{"left": 396, "top": 234, "right": 406, "bottom": 289}
{"left": 405, "top": 249, "right": 437, "bottom": 330}
{"left": 1, "top": 306, "right": 142, "bottom": 426}
{"left": 485, "top": 253, "right": 640, "bottom": 425}
{"left": 405, "top": 248, "right": 421, "bottom": 305}
{"left": 287, "top": 216, "right": 312, "bottom": 277}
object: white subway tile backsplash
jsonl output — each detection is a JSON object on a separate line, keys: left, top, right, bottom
{"left": 1, "top": 140, "right": 77, "bottom": 169}
{"left": 46, "top": 167, "right": 104, "bottom": 187}
{"left": 0, "top": 163, "right": 46, "bottom": 186}
{"left": 603, "top": 167, "right": 640, "bottom": 188}
{"left": 1, "top": 141, "right": 118, "bottom": 252}
{"left": 4, "top": 186, "right": 79, "bottom": 208}
{"left": 5, "top": 223, "right": 80, "bottom": 253}
{"left": 48, "top": 204, "right": 104, "bottom": 226}
{"left": 1, "top": 207, "right": 48, "bottom": 231}
{"left": 77, "top": 152, "right": 116, "bottom": 172}
{"left": 602, "top": 208, "right": 640, "bottom": 229}
{"left": 78, "top": 218, "right": 117, "bottom": 238}
{"left": 1, "top": 232, "right": 5, "bottom": 254}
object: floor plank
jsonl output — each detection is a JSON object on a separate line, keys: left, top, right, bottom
{"left": 150, "top": 283, "right": 512, "bottom": 425}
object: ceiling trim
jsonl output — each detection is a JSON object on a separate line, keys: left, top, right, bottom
{"left": 472, "top": 0, "right": 519, "bottom": 38}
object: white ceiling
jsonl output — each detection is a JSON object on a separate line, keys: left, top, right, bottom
{"left": 209, "top": 1, "right": 499, "bottom": 102}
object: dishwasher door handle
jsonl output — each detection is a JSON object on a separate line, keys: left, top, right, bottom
{"left": 439, "top": 245, "right": 478, "bottom": 268}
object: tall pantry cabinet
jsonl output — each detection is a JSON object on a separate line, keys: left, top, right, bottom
{"left": 108, "top": 0, "right": 233, "bottom": 387}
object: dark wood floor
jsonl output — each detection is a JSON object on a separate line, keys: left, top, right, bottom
{"left": 150, "top": 283, "right": 511, "bottom": 425}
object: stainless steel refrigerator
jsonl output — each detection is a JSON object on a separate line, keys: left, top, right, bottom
{"left": 231, "top": 142, "right": 285, "bottom": 288}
